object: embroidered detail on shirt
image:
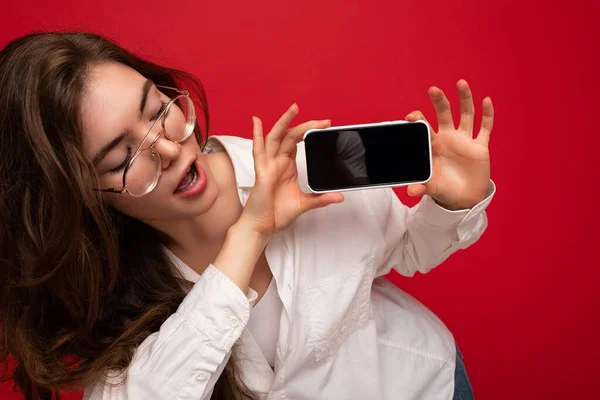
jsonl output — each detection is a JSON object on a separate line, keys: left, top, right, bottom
{"left": 302, "top": 256, "right": 375, "bottom": 362}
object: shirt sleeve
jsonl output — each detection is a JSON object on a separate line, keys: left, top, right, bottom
{"left": 83, "top": 264, "right": 258, "bottom": 400}
{"left": 368, "top": 181, "right": 496, "bottom": 278}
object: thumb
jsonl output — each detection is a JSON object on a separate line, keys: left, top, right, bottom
{"left": 407, "top": 184, "right": 427, "bottom": 197}
{"left": 302, "top": 192, "right": 345, "bottom": 211}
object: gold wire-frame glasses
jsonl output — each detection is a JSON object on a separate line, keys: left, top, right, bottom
{"left": 95, "top": 85, "right": 196, "bottom": 197}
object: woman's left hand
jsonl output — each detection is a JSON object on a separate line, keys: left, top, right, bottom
{"left": 405, "top": 79, "right": 494, "bottom": 210}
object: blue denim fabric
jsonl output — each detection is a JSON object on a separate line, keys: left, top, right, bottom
{"left": 453, "top": 346, "right": 475, "bottom": 400}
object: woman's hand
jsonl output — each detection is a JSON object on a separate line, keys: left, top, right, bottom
{"left": 238, "top": 104, "right": 345, "bottom": 239}
{"left": 405, "top": 79, "right": 494, "bottom": 210}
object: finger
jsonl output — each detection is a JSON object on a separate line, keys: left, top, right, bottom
{"left": 301, "top": 192, "right": 345, "bottom": 212}
{"left": 405, "top": 110, "right": 426, "bottom": 121}
{"left": 405, "top": 110, "right": 435, "bottom": 134}
{"left": 252, "top": 116, "right": 266, "bottom": 170}
{"left": 279, "top": 119, "right": 331, "bottom": 156}
{"left": 476, "top": 97, "right": 494, "bottom": 145}
{"left": 457, "top": 79, "right": 475, "bottom": 136}
{"left": 428, "top": 86, "right": 455, "bottom": 131}
{"left": 407, "top": 184, "right": 427, "bottom": 197}
{"left": 266, "top": 103, "right": 299, "bottom": 159}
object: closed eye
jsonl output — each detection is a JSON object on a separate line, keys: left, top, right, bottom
{"left": 106, "top": 99, "right": 167, "bottom": 174}
{"left": 109, "top": 146, "right": 132, "bottom": 174}
{"left": 151, "top": 101, "right": 168, "bottom": 122}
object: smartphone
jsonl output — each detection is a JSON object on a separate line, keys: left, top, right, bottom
{"left": 303, "top": 120, "right": 432, "bottom": 193}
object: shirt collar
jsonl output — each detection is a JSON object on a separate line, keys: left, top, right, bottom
{"left": 205, "top": 135, "right": 256, "bottom": 189}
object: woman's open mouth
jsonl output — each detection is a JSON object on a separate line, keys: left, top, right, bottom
{"left": 174, "top": 161, "right": 207, "bottom": 198}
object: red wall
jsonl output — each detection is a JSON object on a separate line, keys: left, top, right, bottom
{"left": 1, "top": 1, "right": 598, "bottom": 399}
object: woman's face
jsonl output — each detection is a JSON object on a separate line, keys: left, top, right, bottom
{"left": 81, "top": 62, "right": 219, "bottom": 223}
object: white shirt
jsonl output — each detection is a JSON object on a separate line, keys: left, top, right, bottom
{"left": 247, "top": 278, "right": 283, "bottom": 368}
{"left": 84, "top": 135, "right": 495, "bottom": 400}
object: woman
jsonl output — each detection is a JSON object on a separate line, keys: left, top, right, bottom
{"left": 0, "top": 32, "right": 495, "bottom": 400}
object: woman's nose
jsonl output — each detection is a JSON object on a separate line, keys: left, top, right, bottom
{"left": 153, "top": 134, "right": 181, "bottom": 169}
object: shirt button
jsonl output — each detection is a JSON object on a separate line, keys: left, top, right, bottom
{"left": 196, "top": 371, "right": 209, "bottom": 382}
{"left": 229, "top": 315, "right": 239, "bottom": 327}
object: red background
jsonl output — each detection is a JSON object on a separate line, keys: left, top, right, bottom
{"left": 1, "top": 1, "right": 598, "bottom": 399}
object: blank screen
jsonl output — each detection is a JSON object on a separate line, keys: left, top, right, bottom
{"left": 304, "top": 122, "right": 431, "bottom": 191}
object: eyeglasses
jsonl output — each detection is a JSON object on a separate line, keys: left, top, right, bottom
{"left": 95, "top": 85, "right": 196, "bottom": 197}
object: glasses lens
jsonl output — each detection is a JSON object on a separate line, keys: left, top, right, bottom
{"left": 124, "top": 148, "right": 161, "bottom": 196}
{"left": 164, "top": 96, "right": 196, "bottom": 142}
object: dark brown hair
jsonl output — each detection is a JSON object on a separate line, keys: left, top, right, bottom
{"left": 0, "top": 31, "right": 255, "bottom": 400}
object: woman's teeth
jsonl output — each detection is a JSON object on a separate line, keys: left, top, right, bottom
{"left": 176, "top": 164, "right": 198, "bottom": 192}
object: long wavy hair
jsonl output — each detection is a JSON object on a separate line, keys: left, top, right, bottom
{"left": 0, "top": 32, "right": 255, "bottom": 400}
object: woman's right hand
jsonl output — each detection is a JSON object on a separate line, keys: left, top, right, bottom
{"left": 237, "top": 104, "right": 345, "bottom": 240}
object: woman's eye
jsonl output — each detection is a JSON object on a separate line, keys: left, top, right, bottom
{"left": 150, "top": 102, "right": 168, "bottom": 122}
{"left": 109, "top": 147, "right": 132, "bottom": 174}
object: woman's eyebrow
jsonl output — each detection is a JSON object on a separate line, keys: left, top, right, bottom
{"left": 139, "top": 79, "right": 153, "bottom": 118}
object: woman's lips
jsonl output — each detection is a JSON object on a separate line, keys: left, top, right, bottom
{"left": 175, "top": 163, "right": 196, "bottom": 192}
{"left": 173, "top": 160, "right": 207, "bottom": 198}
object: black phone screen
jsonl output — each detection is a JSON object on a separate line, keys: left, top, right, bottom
{"left": 304, "top": 122, "right": 431, "bottom": 191}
